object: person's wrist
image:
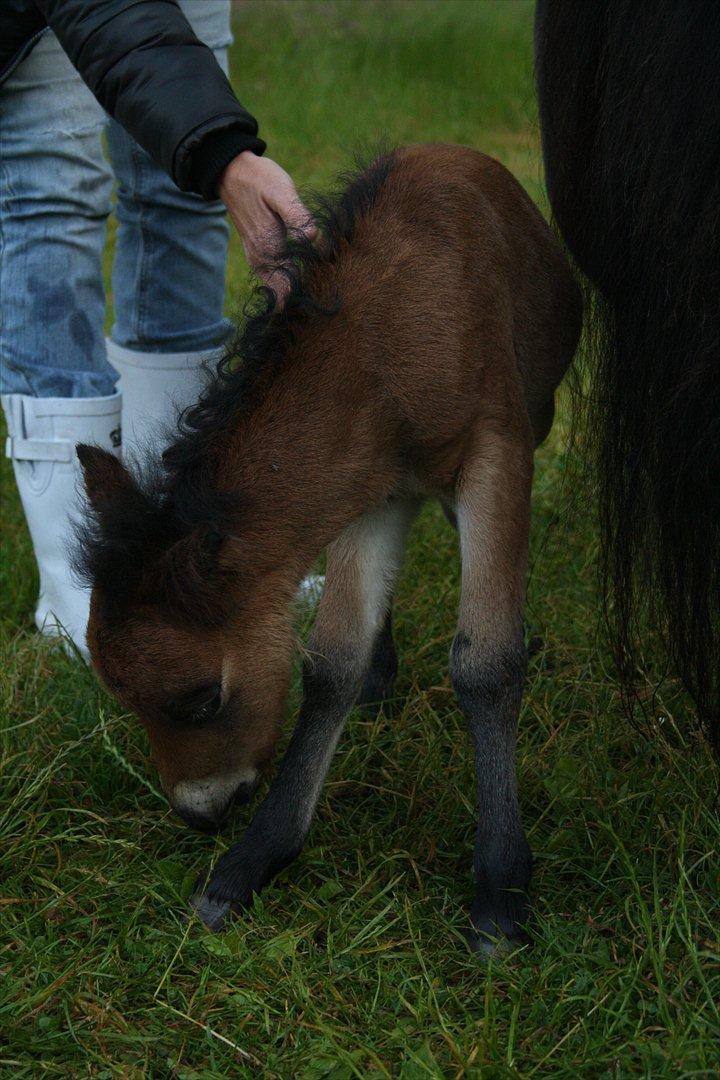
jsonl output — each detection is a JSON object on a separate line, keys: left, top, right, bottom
{"left": 193, "top": 129, "right": 265, "bottom": 201}
{"left": 218, "top": 150, "right": 258, "bottom": 196}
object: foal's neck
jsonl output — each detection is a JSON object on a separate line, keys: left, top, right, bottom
{"left": 207, "top": 336, "right": 393, "bottom": 588}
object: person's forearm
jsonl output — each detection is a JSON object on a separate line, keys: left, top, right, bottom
{"left": 189, "top": 128, "right": 265, "bottom": 201}
{"left": 35, "top": 0, "right": 314, "bottom": 294}
{"left": 34, "top": 0, "right": 264, "bottom": 191}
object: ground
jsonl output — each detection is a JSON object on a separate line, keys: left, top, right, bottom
{"left": 1, "top": 2, "right": 718, "bottom": 1076}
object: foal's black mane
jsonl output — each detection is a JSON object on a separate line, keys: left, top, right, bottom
{"left": 162, "top": 150, "right": 397, "bottom": 502}
{"left": 74, "top": 151, "right": 397, "bottom": 618}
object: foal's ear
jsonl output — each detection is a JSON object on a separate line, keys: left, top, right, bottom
{"left": 76, "top": 444, "right": 136, "bottom": 509}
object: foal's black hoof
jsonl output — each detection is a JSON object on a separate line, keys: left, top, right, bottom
{"left": 188, "top": 850, "right": 267, "bottom": 931}
{"left": 189, "top": 891, "right": 231, "bottom": 932}
{"left": 466, "top": 920, "right": 529, "bottom": 959}
{"left": 467, "top": 897, "right": 530, "bottom": 958}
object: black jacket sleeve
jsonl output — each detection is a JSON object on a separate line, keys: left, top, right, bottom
{"left": 32, "top": 0, "right": 266, "bottom": 196}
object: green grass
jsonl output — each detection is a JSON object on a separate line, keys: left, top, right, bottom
{"left": 1, "top": 2, "right": 718, "bottom": 1075}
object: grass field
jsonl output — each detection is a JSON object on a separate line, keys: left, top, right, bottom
{"left": 1, "top": 2, "right": 718, "bottom": 1076}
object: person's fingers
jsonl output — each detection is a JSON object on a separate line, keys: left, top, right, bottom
{"left": 218, "top": 154, "right": 318, "bottom": 279}
{"left": 265, "top": 179, "right": 316, "bottom": 237}
{"left": 248, "top": 194, "right": 316, "bottom": 285}
{"left": 235, "top": 207, "right": 284, "bottom": 267}
{"left": 282, "top": 198, "right": 317, "bottom": 237}
{"left": 264, "top": 269, "right": 291, "bottom": 304}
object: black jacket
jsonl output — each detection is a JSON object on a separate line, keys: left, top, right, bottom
{"left": 0, "top": 0, "right": 266, "bottom": 198}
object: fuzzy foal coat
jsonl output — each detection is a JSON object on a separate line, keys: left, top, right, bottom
{"left": 77, "top": 145, "right": 581, "bottom": 951}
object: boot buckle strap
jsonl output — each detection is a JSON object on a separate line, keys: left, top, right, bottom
{"left": 5, "top": 436, "right": 74, "bottom": 463}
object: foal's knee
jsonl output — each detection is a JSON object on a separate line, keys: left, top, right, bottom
{"left": 302, "top": 646, "right": 370, "bottom": 711}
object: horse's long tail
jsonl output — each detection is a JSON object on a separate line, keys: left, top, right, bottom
{"left": 535, "top": 0, "right": 720, "bottom": 752}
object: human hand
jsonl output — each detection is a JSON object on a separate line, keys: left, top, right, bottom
{"left": 217, "top": 152, "right": 315, "bottom": 303}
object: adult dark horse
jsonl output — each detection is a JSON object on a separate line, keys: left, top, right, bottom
{"left": 535, "top": 0, "right": 720, "bottom": 751}
{"left": 75, "top": 145, "right": 581, "bottom": 954}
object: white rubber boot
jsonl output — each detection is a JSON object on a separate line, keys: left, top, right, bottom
{"left": 106, "top": 340, "right": 214, "bottom": 461}
{"left": 2, "top": 391, "right": 122, "bottom": 658}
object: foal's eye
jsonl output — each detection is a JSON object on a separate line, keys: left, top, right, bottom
{"left": 172, "top": 683, "right": 223, "bottom": 726}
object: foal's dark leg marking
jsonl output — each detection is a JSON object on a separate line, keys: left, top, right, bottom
{"left": 191, "top": 499, "right": 418, "bottom": 931}
{"left": 452, "top": 420, "right": 534, "bottom": 955}
{"left": 450, "top": 634, "right": 532, "bottom": 953}
{"left": 357, "top": 611, "right": 398, "bottom": 717}
{"left": 191, "top": 649, "right": 367, "bottom": 931}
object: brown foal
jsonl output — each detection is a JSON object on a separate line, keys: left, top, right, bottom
{"left": 76, "top": 145, "right": 581, "bottom": 952}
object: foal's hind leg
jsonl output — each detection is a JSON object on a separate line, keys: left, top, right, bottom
{"left": 449, "top": 422, "right": 534, "bottom": 955}
{"left": 191, "top": 498, "right": 418, "bottom": 930}
{"left": 357, "top": 610, "right": 398, "bottom": 716}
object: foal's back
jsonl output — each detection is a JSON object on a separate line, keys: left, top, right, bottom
{"left": 329, "top": 144, "right": 581, "bottom": 481}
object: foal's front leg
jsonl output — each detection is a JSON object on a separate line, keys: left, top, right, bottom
{"left": 449, "top": 423, "right": 534, "bottom": 955}
{"left": 191, "top": 499, "right": 417, "bottom": 930}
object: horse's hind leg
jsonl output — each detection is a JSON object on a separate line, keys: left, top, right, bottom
{"left": 449, "top": 420, "right": 534, "bottom": 955}
{"left": 191, "top": 497, "right": 418, "bottom": 930}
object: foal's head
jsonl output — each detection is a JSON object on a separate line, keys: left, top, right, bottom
{"left": 75, "top": 445, "right": 294, "bottom": 833}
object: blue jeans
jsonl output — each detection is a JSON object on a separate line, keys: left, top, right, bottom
{"left": 0, "top": 1, "right": 233, "bottom": 399}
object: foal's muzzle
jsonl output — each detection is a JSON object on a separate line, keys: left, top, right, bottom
{"left": 169, "top": 770, "right": 259, "bottom": 833}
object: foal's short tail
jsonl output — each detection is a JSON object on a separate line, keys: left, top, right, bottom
{"left": 535, "top": 0, "right": 720, "bottom": 753}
